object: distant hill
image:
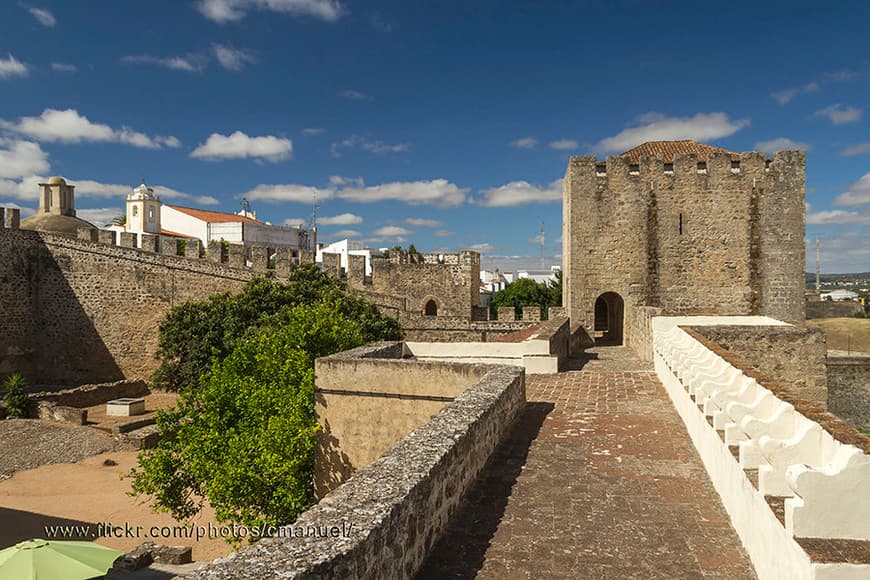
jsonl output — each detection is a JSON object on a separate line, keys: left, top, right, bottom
{"left": 805, "top": 272, "right": 870, "bottom": 283}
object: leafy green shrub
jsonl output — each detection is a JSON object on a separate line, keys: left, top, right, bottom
{"left": 2, "top": 373, "right": 29, "bottom": 418}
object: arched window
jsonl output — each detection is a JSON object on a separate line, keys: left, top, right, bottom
{"left": 424, "top": 299, "right": 438, "bottom": 316}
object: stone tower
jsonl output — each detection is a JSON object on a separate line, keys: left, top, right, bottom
{"left": 20, "top": 176, "right": 97, "bottom": 235}
{"left": 562, "top": 140, "right": 806, "bottom": 347}
{"left": 126, "top": 182, "right": 162, "bottom": 234}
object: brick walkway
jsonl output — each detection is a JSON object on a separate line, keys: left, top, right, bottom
{"left": 417, "top": 347, "right": 756, "bottom": 579}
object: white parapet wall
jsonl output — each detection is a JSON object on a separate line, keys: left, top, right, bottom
{"left": 653, "top": 317, "right": 870, "bottom": 580}
{"left": 406, "top": 316, "right": 569, "bottom": 374}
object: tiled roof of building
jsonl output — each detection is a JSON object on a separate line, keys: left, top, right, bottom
{"left": 619, "top": 140, "right": 740, "bottom": 163}
{"left": 159, "top": 228, "right": 194, "bottom": 238}
{"left": 166, "top": 205, "right": 258, "bottom": 224}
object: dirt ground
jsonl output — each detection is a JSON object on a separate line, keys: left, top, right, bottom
{"left": 0, "top": 450, "right": 235, "bottom": 562}
{"left": 807, "top": 317, "right": 870, "bottom": 353}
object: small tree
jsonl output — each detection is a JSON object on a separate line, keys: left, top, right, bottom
{"left": 491, "top": 277, "right": 556, "bottom": 319}
{"left": 2, "top": 373, "right": 29, "bottom": 418}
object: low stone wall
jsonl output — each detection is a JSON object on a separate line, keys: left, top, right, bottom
{"left": 827, "top": 351, "right": 870, "bottom": 430}
{"left": 313, "top": 342, "right": 493, "bottom": 497}
{"left": 399, "top": 313, "right": 537, "bottom": 342}
{"left": 626, "top": 305, "right": 662, "bottom": 361}
{"left": 192, "top": 350, "right": 525, "bottom": 579}
{"left": 806, "top": 300, "right": 863, "bottom": 319}
{"left": 690, "top": 324, "right": 827, "bottom": 406}
{"left": 30, "top": 379, "right": 148, "bottom": 407}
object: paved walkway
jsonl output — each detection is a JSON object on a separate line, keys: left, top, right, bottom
{"left": 417, "top": 347, "right": 756, "bottom": 579}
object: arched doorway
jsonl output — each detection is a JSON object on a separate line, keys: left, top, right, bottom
{"left": 593, "top": 292, "right": 624, "bottom": 345}
{"left": 424, "top": 299, "right": 438, "bottom": 316}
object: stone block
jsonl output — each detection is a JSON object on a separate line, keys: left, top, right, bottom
{"left": 0, "top": 208, "right": 4, "bottom": 229}
{"left": 36, "top": 402, "right": 87, "bottom": 425}
{"left": 98, "top": 230, "right": 116, "bottom": 245}
{"left": 548, "top": 306, "right": 568, "bottom": 319}
{"left": 250, "top": 246, "right": 269, "bottom": 272}
{"left": 228, "top": 243, "right": 246, "bottom": 268}
{"left": 106, "top": 397, "right": 146, "bottom": 417}
{"left": 322, "top": 252, "right": 341, "bottom": 278}
{"left": 5, "top": 208, "right": 19, "bottom": 229}
{"left": 300, "top": 249, "right": 314, "bottom": 264}
{"left": 160, "top": 237, "right": 177, "bottom": 256}
{"left": 274, "top": 247, "right": 290, "bottom": 275}
{"left": 185, "top": 238, "right": 202, "bottom": 259}
{"left": 141, "top": 233, "right": 159, "bottom": 253}
{"left": 119, "top": 232, "right": 136, "bottom": 248}
{"left": 78, "top": 227, "right": 97, "bottom": 242}
{"left": 498, "top": 307, "right": 516, "bottom": 321}
{"left": 207, "top": 240, "right": 224, "bottom": 263}
{"left": 523, "top": 307, "right": 541, "bottom": 321}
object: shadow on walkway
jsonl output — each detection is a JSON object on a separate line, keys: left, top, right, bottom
{"left": 416, "top": 401, "right": 554, "bottom": 579}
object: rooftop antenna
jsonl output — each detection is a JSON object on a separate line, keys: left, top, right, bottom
{"left": 815, "top": 236, "right": 821, "bottom": 292}
{"left": 310, "top": 190, "right": 320, "bottom": 231}
{"left": 240, "top": 197, "right": 252, "bottom": 217}
{"left": 539, "top": 219, "right": 545, "bottom": 263}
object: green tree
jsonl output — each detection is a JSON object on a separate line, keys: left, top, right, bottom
{"left": 2, "top": 373, "right": 29, "bottom": 418}
{"left": 490, "top": 274, "right": 561, "bottom": 319}
{"left": 131, "top": 302, "right": 368, "bottom": 539}
{"left": 151, "top": 264, "right": 401, "bottom": 391}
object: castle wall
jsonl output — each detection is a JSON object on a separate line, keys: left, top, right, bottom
{"left": 563, "top": 150, "right": 806, "bottom": 349}
{"left": 0, "top": 228, "right": 256, "bottom": 385}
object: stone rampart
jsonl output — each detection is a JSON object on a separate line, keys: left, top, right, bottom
{"left": 0, "top": 227, "right": 265, "bottom": 384}
{"left": 690, "top": 324, "right": 827, "bottom": 405}
{"left": 399, "top": 313, "right": 538, "bottom": 342}
{"left": 29, "top": 379, "right": 149, "bottom": 407}
{"left": 827, "top": 351, "right": 870, "bottom": 430}
{"left": 805, "top": 300, "right": 864, "bottom": 319}
{"left": 193, "top": 344, "right": 525, "bottom": 579}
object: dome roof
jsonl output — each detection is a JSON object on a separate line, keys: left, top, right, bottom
{"left": 47, "top": 176, "right": 67, "bottom": 185}
{"left": 20, "top": 213, "right": 97, "bottom": 236}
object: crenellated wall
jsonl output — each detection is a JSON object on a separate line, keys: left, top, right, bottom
{"left": 0, "top": 225, "right": 311, "bottom": 385}
{"left": 563, "top": 150, "right": 806, "bottom": 349}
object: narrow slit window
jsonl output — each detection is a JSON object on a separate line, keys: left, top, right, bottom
{"left": 679, "top": 213, "right": 683, "bottom": 235}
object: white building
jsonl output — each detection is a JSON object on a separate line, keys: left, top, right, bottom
{"left": 516, "top": 265, "right": 561, "bottom": 285}
{"left": 821, "top": 289, "right": 859, "bottom": 301}
{"left": 113, "top": 183, "right": 313, "bottom": 250}
{"left": 316, "top": 239, "right": 380, "bottom": 276}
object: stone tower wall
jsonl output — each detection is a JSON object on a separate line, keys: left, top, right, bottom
{"left": 564, "top": 149, "right": 806, "bottom": 346}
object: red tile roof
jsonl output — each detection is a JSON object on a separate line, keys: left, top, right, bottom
{"left": 166, "top": 205, "right": 259, "bottom": 224}
{"left": 159, "top": 228, "right": 194, "bottom": 238}
{"left": 619, "top": 140, "right": 739, "bottom": 163}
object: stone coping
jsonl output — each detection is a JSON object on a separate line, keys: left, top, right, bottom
{"left": 191, "top": 359, "right": 525, "bottom": 578}
{"left": 683, "top": 327, "right": 870, "bottom": 454}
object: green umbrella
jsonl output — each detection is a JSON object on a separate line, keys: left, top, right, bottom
{"left": 0, "top": 539, "right": 124, "bottom": 580}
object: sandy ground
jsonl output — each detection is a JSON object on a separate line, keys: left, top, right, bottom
{"left": 0, "top": 450, "right": 235, "bottom": 562}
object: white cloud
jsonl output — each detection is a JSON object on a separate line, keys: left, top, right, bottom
{"left": 330, "top": 135, "right": 408, "bottom": 157}
{"left": 825, "top": 69, "right": 858, "bottom": 82}
{"left": 191, "top": 131, "right": 292, "bottom": 162}
{"left": 467, "top": 243, "right": 494, "bottom": 253}
{"left": 3, "top": 108, "right": 179, "bottom": 149}
{"left": 337, "top": 178, "right": 467, "bottom": 207}
{"left": 405, "top": 218, "right": 442, "bottom": 227}
{"left": 243, "top": 183, "right": 333, "bottom": 203}
{"left": 197, "top": 0, "right": 345, "bottom": 23}
{"left": 510, "top": 137, "right": 538, "bottom": 149}
{"left": 754, "top": 138, "right": 810, "bottom": 152}
{"left": 814, "top": 104, "right": 862, "bottom": 125}
{"left": 0, "top": 54, "right": 28, "bottom": 79}
{"left": 77, "top": 207, "right": 124, "bottom": 226}
{"left": 597, "top": 112, "right": 750, "bottom": 152}
{"left": 212, "top": 44, "right": 257, "bottom": 71}
{"left": 282, "top": 217, "right": 306, "bottom": 226}
{"left": 549, "top": 139, "right": 578, "bottom": 151}
{"left": 337, "top": 89, "right": 370, "bottom": 100}
{"left": 302, "top": 127, "right": 324, "bottom": 136}
{"left": 327, "top": 229, "right": 361, "bottom": 239}
{"left": 434, "top": 230, "right": 453, "bottom": 237}
{"left": 807, "top": 232, "right": 870, "bottom": 274}
{"left": 51, "top": 62, "right": 77, "bottom": 73}
{"left": 806, "top": 209, "right": 870, "bottom": 225}
{"left": 841, "top": 143, "right": 870, "bottom": 157}
{"left": 372, "top": 225, "right": 413, "bottom": 238}
{"left": 0, "top": 140, "right": 50, "bottom": 178}
{"left": 121, "top": 54, "right": 206, "bottom": 73}
{"left": 318, "top": 212, "right": 362, "bottom": 225}
{"left": 771, "top": 81, "right": 819, "bottom": 104}
{"left": 477, "top": 179, "right": 562, "bottom": 207}
{"left": 22, "top": 4, "right": 55, "bottom": 27}
{"left": 833, "top": 173, "right": 870, "bottom": 207}
{"left": 0, "top": 174, "right": 217, "bottom": 205}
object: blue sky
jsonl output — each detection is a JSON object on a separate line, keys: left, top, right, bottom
{"left": 1, "top": 0, "right": 869, "bottom": 272}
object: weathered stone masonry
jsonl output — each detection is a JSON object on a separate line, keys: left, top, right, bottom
{"left": 0, "top": 228, "right": 257, "bottom": 384}
{"left": 563, "top": 148, "right": 806, "bottom": 349}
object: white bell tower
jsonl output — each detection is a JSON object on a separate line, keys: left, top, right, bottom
{"left": 126, "top": 182, "right": 162, "bottom": 234}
